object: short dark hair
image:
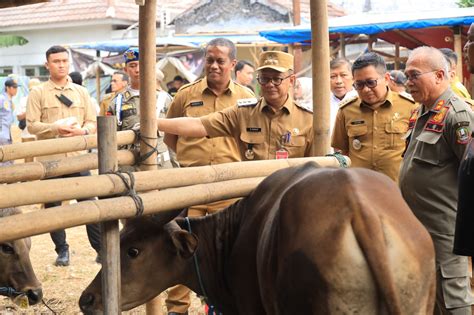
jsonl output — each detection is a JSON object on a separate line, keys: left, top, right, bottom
{"left": 69, "top": 71, "right": 83, "bottom": 85}
{"left": 173, "top": 75, "right": 184, "bottom": 82}
{"left": 330, "top": 57, "right": 352, "bottom": 71}
{"left": 206, "top": 38, "right": 237, "bottom": 60}
{"left": 114, "top": 71, "right": 129, "bottom": 82}
{"left": 235, "top": 60, "right": 254, "bottom": 75}
{"left": 46, "top": 45, "right": 68, "bottom": 60}
{"left": 439, "top": 48, "right": 458, "bottom": 68}
{"left": 352, "top": 52, "right": 386, "bottom": 75}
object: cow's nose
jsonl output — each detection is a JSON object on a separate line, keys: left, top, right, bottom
{"left": 26, "top": 288, "right": 43, "bottom": 305}
{"left": 79, "top": 292, "right": 95, "bottom": 311}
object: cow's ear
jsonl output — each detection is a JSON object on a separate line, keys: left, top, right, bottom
{"left": 170, "top": 230, "right": 198, "bottom": 259}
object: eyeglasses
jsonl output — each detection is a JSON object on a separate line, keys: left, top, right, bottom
{"left": 404, "top": 70, "right": 437, "bottom": 81}
{"left": 353, "top": 79, "right": 378, "bottom": 90}
{"left": 257, "top": 75, "right": 291, "bottom": 86}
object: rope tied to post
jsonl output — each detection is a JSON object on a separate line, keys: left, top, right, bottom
{"left": 325, "top": 152, "right": 349, "bottom": 168}
{"left": 131, "top": 127, "right": 160, "bottom": 167}
{"left": 106, "top": 171, "right": 144, "bottom": 216}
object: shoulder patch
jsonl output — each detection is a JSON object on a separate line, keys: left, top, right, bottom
{"left": 294, "top": 101, "right": 313, "bottom": 113}
{"left": 237, "top": 98, "right": 258, "bottom": 107}
{"left": 450, "top": 96, "right": 471, "bottom": 113}
{"left": 339, "top": 95, "right": 359, "bottom": 109}
{"left": 178, "top": 78, "right": 201, "bottom": 92}
{"left": 398, "top": 91, "right": 415, "bottom": 103}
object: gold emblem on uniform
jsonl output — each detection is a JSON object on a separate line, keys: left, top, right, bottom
{"left": 263, "top": 54, "right": 278, "bottom": 66}
{"left": 393, "top": 112, "right": 400, "bottom": 120}
{"left": 352, "top": 138, "right": 362, "bottom": 150}
{"left": 293, "top": 128, "right": 300, "bottom": 135}
{"left": 245, "top": 149, "right": 255, "bottom": 160}
{"left": 432, "top": 106, "right": 448, "bottom": 123}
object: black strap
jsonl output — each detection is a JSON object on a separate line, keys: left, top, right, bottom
{"left": 131, "top": 129, "right": 160, "bottom": 166}
{"left": 106, "top": 171, "right": 144, "bottom": 216}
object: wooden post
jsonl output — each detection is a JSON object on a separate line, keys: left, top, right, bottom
{"left": 292, "top": 0, "right": 302, "bottom": 74}
{"left": 97, "top": 116, "right": 121, "bottom": 314}
{"left": 339, "top": 33, "right": 346, "bottom": 58}
{"left": 139, "top": 0, "right": 163, "bottom": 313}
{"left": 310, "top": 0, "right": 331, "bottom": 155}
{"left": 96, "top": 50, "right": 101, "bottom": 104}
{"left": 395, "top": 42, "right": 400, "bottom": 70}
{"left": 453, "top": 26, "right": 463, "bottom": 79}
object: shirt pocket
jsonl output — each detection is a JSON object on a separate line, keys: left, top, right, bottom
{"left": 185, "top": 100, "right": 211, "bottom": 117}
{"left": 42, "top": 104, "right": 61, "bottom": 122}
{"left": 347, "top": 124, "right": 368, "bottom": 138}
{"left": 240, "top": 132, "right": 265, "bottom": 160}
{"left": 283, "top": 135, "right": 307, "bottom": 158}
{"left": 70, "top": 103, "right": 85, "bottom": 121}
{"left": 412, "top": 133, "right": 443, "bottom": 166}
{"left": 384, "top": 121, "right": 408, "bottom": 149}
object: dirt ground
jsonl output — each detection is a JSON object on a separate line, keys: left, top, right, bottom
{"left": 1, "top": 127, "right": 205, "bottom": 314}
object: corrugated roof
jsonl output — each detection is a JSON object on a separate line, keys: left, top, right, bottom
{"left": 0, "top": 0, "right": 140, "bottom": 28}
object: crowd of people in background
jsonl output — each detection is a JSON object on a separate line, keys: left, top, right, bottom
{"left": 1, "top": 31, "right": 474, "bottom": 314}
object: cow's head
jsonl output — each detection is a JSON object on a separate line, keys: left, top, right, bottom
{"left": 79, "top": 209, "right": 198, "bottom": 313}
{"left": 0, "top": 208, "right": 43, "bottom": 306}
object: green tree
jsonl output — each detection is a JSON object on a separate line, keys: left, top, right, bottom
{"left": 458, "top": 0, "right": 474, "bottom": 8}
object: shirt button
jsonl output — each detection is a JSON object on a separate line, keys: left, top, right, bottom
{"left": 374, "top": 127, "right": 378, "bottom": 130}
{"left": 374, "top": 145, "right": 377, "bottom": 149}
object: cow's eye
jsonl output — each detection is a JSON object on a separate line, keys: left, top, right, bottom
{"left": 127, "top": 248, "right": 140, "bottom": 258}
{"left": 1, "top": 244, "right": 14, "bottom": 255}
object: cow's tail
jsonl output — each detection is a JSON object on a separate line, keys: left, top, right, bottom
{"left": 349, "top": 191, "right": 402, "bottom": 315}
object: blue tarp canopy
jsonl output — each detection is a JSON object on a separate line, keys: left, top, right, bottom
{"left": 69, "top": 34, "right": 274, "bottom": 53}
{"left": 259, "top": 8, "right": 474, "bottom": 49}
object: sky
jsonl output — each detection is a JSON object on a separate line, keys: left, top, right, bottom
{"left": 332, "top": 0, "right": 459, "bottom": 13}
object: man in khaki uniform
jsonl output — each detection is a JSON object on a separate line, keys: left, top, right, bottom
{"left": 331, "top": 52, "right": 417, "bottom": 182}
{"left": 99, "top": 71, "right": 128, "bottom": 116}
{"left": 26, "top": 45, "right": 101, "bottom": 267}
{"left": 163, "top": 38, "right": 255, "bottom": 315}
{"left": 160, "top": 50, "right": 313, "bottom": 162}
{"left": 400, "top": 46, "right": 474, "bottom": 315}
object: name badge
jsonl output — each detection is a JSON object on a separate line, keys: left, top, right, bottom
{"left": 190, "top": 101, "right": 204, "bottom": 107}
{"left": 246, "top": 127, "right": 261, "bottom": 132}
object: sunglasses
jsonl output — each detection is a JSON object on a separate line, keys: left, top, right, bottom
{"left": 353, "top": 79, "right": 378, "bottom": 90}
{"left": 257, "top": 75, "right": 291, "bottom": 86}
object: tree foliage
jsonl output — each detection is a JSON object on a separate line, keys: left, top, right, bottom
{"left": 458, "top": 0, "right": 474, "bottom": 8}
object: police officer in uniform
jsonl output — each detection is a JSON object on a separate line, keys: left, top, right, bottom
{"left": 400, "top": 46, "right": 474, "bottom": 315}
{"left": 159, "top": 50, "right": 313, "bottom": 161}
{"left": 454, "top": 22, "right": 474, "bottom": 260}
{"left": 107, "top": 49, "right": 171, "bottom": 169}
{"left": 331, "top": 52, "right": 417, "bottom": 182}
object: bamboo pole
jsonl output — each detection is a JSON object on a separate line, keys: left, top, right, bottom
{"left": 0, "top": 177, "right": 264, "bottom": 243}
{"left": 0, "top": 130, "right": 136, "bottom": 162}
{"left": 97, "top": 116, "right": 121, "bottom": 314}
{"left": 310, "top": 0, "right": 331, "bottom": 156}
{"left": 0, "top": 156, "right": 349, "bottom": 209}
{"left": 139, "top": 0, "right": 157, "bottom": 171}
{"left": 139, "top": 1, "right": 161, "bottom": 313}
{"left": 0, "top": 150, "right": 135, "bottom": 184}
{"left": 453, "top": 26, "right": 463, "bottom": 79}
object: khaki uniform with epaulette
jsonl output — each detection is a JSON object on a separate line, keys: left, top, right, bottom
{"left": 331, "top": 89, "right": 417, "bottom": 182}
{"left": 106, "top": 88, "right": 140, "bottom": 132}
{"left": 201, "top": 95, "right": 313, "bottom": 160}
{"left": 99, "top": 92, "right": 116, "bottom": 116}
{"left": 166, "top": 77, "right": 254, "bottom": 167}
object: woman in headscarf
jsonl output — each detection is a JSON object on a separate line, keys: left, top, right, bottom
{"left": 293, "top": 77, "right": 312, "bottom": 111}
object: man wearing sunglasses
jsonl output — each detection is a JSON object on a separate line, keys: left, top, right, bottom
{"left": 331, "top": 52, "right": 416, "bottom": 182}
{"left": 159, "top": 50, "right": 313, "bottom": 162}
{"left": 400, "top": 46, "right": 474, "bottom": 315}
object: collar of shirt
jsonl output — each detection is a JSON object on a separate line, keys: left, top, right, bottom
{"left": 46, "top": 77, "right": 74, "bottom": 91}
{"left": 421, "top": 88, "right": 453, "bottom": 115}
{"left": 199, "top": 76, "right": 235, "bottom": 95}
{"left": 260, "top": 94, "right": 293, "bottom": 115}
{"left": 359, "top": 87, "right": 393, "bottom": 109}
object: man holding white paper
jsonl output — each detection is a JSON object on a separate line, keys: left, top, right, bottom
{"left": 26, "top": 45, "right": 101, "bottom": 267}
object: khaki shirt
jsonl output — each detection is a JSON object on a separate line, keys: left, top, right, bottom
{"left": 399, "top": 89, "right": 474, "bottom": 235}
{"left": 331, "top": 89, "right": 417, "bottom": 182}
{"left": 26, "top": 78, "right": 96, "bottom": 160}
{"left": 201, "top": 95, "right": 313, "bottom": 161}
{"left": 99, "top": 92, "right": 117, "bottom": 116}
{"left": 166, "top": 78, "right": 255, "bottom": 167}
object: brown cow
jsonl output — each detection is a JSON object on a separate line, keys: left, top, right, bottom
{"left": 0, "top": 207, "right": 43, "bottom": 305}
{"left": 80, "top": 163, "right": 435, "bottom": 314}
